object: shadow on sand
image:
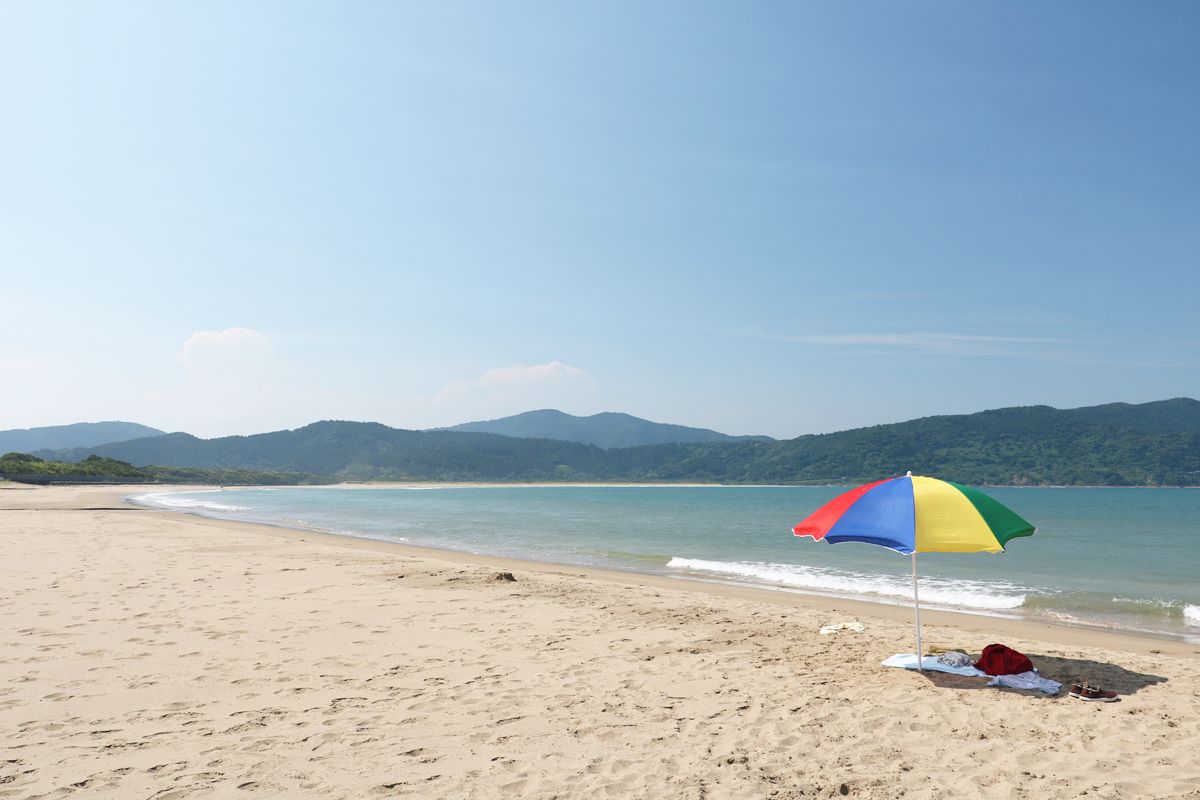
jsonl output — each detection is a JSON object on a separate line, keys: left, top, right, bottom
{"left": 915, "top": 651, "right": 1167, "bottom": 698}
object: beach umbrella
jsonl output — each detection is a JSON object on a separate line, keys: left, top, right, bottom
{"left": 792, "top": 472, "right": 1036, "bottom": 669}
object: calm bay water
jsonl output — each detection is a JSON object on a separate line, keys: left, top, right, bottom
{"left": 132, "top": 485, "right": 1200, "bottom": 641}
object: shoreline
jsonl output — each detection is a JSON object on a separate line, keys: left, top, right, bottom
{"left": 117, "top": 489, "right": 1195, "bottom": 657}
{"left": 176, "top": 518, "right": 1200, "bottom": 656}
{"left": 128, "top": 485, "right": 1200, "bottom": 652}
{"left": 12, "top": 478, "right": 1200, "bottom": 490}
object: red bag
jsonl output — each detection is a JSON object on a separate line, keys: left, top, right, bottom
{"left": 974, "top": 643, "right": 1033, "bottom": 676}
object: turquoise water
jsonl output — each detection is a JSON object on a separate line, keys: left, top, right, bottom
{"left": 132, "top": 486, "right": 1200, "bottom": 641}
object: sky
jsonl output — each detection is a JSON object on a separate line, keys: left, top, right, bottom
{"left": 2, "top": 1, "right": 1197, "bottom": 440}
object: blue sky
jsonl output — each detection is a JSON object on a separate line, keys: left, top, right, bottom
{"left": 2, "top": 1, "right": 1197, "bottom": 439}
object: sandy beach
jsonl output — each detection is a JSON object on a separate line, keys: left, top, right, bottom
{"left": 2, "top": 485, "right": 1198, "bottom": 799}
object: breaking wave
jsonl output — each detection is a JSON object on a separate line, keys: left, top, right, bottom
{"left": 130, "top": 492, "right": 250, "bottom": 513}
{"left": 1185, "top": 605, "right": 1200, "bottom": 628}
{"left": 666, "top": 557, "right": 1026, "bottom": 612}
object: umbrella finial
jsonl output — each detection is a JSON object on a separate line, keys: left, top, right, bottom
{"left": 906, "top": 470, "right": 912, "bottom": 477}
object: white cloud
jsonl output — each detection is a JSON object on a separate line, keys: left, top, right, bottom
{"left": 140, "top": 327, "right": 302, "bottom": 437}
{"left": 176, "top": 327, "right": 275, "bottom": 371}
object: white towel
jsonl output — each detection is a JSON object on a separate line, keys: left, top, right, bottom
{"left": 881, "top": 653, "right": 986, "bottom": 677}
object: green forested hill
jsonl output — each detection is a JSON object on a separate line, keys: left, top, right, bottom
{"left": 45, "top": 422, "right": 617, "bottom": 482}
{"left": 441, "top": 409, "right": 770, "bottom": 448}
{"left": 1068, "top": 397, "right": 1200, "bottom": 434}
{"left": 608, "top": 401, "right": 1200, "bottom": 485}
{"left": 0, "top": 421, "right": 163, "bottom": 453}
{"left": 38, "top": 398, "right": 1200, "bottom": 486}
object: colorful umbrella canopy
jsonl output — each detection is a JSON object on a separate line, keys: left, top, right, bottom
{"left": 793, "top": 473, "right": 1036, "bottom": 554}
{"left": 792, "top": 473, "right": 1036, "bottom": 668}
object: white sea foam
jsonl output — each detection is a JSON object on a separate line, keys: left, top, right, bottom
{"left": 130, "top": 492, "right": 250, "bottom": 513}
{"left": 666, "top": 557, "right": 1026, "bottom": 611}
{"left": 1111, "top": 596, "right": 1200, "bottom": 626}
{"left": 1112, "top": 596, "right": 1176, "bottom": 608}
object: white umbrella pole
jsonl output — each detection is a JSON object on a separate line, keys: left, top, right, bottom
{"left": 912, "top": 552, "right": 923, "bottom": 670}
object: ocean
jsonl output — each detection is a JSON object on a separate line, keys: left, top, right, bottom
{"left": 131, "top": 485, "right": 1200, "bottom": 642}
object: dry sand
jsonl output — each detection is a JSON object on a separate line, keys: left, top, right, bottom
{"left": 2, "top": 485, "right": 1198, "bottom": 800}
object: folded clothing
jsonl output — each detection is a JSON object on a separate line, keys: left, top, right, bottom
{"left": 936, "top": 651, "right": 974, "bottom": 668}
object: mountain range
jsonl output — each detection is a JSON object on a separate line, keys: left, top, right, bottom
{"left": 440, "top": 409, "right": 769, "bottom": 448}
{"left": 0, "top": 421, "right": 163, "bottom": 454}
{"left": 13, "top": 398, "right": 1200, "bottom": 486}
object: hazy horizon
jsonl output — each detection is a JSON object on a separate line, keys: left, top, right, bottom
{"left": 4, "top": 2, "right": 1197, "bottom": 439}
